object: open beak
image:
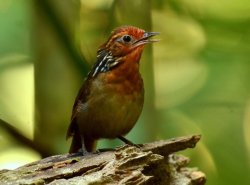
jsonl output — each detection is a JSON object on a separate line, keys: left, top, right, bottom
{"left": 133, "top": 31, "right": 160, "bottom": 48}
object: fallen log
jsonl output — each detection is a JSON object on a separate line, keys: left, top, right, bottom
{"left": 0, "top": 135, "right": 206, "bottom": 185}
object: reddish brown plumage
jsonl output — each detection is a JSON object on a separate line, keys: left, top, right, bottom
{"left": 67, "top": 25, "right": 158, "bottom": 154}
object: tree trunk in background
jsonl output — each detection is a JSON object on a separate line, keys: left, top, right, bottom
{"left": 33, "top": 0, "right": 85, "bottom": 156}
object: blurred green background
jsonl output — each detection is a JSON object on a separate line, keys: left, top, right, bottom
{"left": 0, "top": 0, "right": 250, "bottom": 184}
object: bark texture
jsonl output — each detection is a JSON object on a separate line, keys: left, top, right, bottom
{"left": 0, "top": 135, "right": 206, "bottom": 185}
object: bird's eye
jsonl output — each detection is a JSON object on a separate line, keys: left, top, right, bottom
{"left": 122, "top": 35, "right": 132, "bottom": 43}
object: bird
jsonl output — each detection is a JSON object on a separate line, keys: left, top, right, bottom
{"left": 66, "top": 25, "right": 159, "bottom": 155}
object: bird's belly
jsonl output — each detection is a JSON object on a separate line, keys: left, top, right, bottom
{"left": 77, "top": 90, "right": 144, "bottom": 139}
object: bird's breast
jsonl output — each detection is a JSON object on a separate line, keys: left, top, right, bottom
{"left": 77, "top": 71, "right": 144, "bottom": 139}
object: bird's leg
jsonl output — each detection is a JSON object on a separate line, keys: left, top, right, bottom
{"left": 118, "top": 136, "right": 141, "bottom": 148}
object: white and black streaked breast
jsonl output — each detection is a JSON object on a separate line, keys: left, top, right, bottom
{"left": 90, "top": 49, "right": 122, "bottom": 77}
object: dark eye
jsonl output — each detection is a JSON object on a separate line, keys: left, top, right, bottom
{"left": 122, "top": 35, "right": 132, "bottom": 43}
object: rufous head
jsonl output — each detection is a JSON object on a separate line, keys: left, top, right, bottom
{"left": 99, "top": 26, "right": 159, "bottom": 58}
{"left": 90, "top": 26, "right": 159, "bottom": 77}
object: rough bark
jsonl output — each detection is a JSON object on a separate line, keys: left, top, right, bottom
{"left": 0, "top": 135, "right": 206, "bottom": 185}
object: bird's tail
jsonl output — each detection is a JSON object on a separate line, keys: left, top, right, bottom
{"left": 69, "top": 133, "right": 97, "bottom": 153}
{"left": 69, "top": 132, "right": 81, "bottom": 153}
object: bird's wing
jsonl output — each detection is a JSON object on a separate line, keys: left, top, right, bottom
{"left": 66, "top": 48, "right": 110, "bottom": 139}
{"left": 66, "top": 78, "right": 91, "bottom": 139}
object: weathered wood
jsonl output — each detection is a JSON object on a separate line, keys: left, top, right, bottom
{"left": 0, "top": 135, "right": 206, "bottom": 185}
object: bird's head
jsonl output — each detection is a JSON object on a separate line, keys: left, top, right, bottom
{"left": 91, "top": 26, "right": 159, "bottom": 77}
{"left": 100, "top": 26, "right": 159, "bottom": 58}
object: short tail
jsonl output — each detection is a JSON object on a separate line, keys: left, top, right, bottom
{"left": 69, "top": 133, "right": 97, "bottom": 153}
{"left": 69, "top": 132, "right": 82, "bottom": 153}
